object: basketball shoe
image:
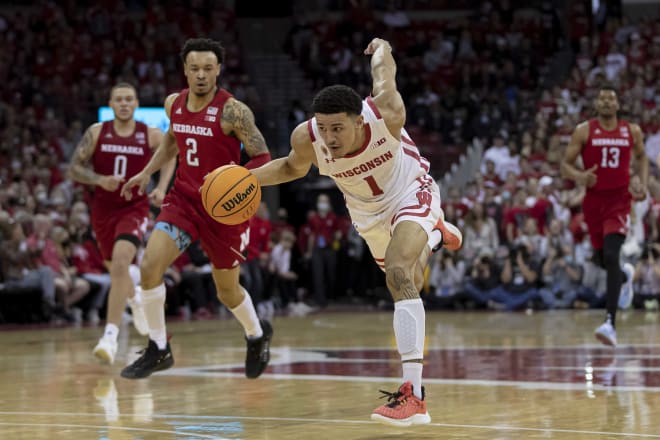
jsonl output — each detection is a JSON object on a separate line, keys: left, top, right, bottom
{"left": 371, "top": 381, "right": 431, "bottom": 427}
{"left": 594, "top": 317, "right": 617, "bottom": 347}
{"left": 128, "top": 291, "right": 149, "bottom": 336}
{"left": 432, "top": 213, "right": 463, "bottom": 252}
{"left": 120, "top": 340, "right": 174, "bottom": 379}
{"left": 245, "top": 319, "right": 273, "bottom": 378}
{"left": 618, "top": 263, "right": 634, "bottom": 310}
{"left": 93, "top": 336, "right": 118, "bottom": 365}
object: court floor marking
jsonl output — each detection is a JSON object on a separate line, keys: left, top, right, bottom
{"left": 157, "top": 370, "right": 660, "bottom": 392}
{"left": 0, "top": 422, "right": 223, "bottom": 439}
{"left": 1, "top": 412, "right": 659, "bottom": 438}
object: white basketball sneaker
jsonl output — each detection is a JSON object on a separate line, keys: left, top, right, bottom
{"left": 618, "top": 263, "right": 634, "bottom": 310}
{"left": 128, "top": 288, "right": 149, "bottom": 336}
{"left": 93, "top": 336, "right": 118, "bottom": 364}
{"left": 594, "top": 318, "right": 617, "bottom": 347}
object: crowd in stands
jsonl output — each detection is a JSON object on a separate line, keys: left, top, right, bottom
{"left": 1, "top": 1, "right": 660, "bottom": 325}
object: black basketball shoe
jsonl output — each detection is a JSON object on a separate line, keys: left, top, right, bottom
{"left": 121, "top": 340, "right": 174, "bottom": 379}
{"left": 245, "top": 320, "right": 273, "bottom": 378}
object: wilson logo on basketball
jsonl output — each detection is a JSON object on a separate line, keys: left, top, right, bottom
{"left": 221, "top": 183, "right": 257, "bottom": 212}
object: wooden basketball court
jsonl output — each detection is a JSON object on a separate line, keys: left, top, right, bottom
{"left": 0, "top": 309, "right": 659, "bottom": 439}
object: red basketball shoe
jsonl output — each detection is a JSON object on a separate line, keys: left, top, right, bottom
{"left": 371, "top": 381, "right": 431, "bottom": 427}
{"left": 432, "top": 214, "right": 463, "bottom": 251}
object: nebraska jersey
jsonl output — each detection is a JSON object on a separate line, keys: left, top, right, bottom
{"left": 582, "top": 118, "right": 633, "bottom": 192}
{"left": 310, "top": 97, "right": 431, "bottom": 217}
{"left": 92, "top": 120, "right": 151, "bottom": 209}
{"left": 170, "top": 88, "right": 241, "bottom": 199}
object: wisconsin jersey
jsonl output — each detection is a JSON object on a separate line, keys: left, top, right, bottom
{"left": 581, "top": 118, "right": 633, "bottom": 192}
{"left": 310, "top": 96, "right": 431, "bottom": 219}
{"left": 92, "top": 120, "right": 151, "bottom": 209}
{"left": 170, "top": 88, "right": 242, "bottom": 199}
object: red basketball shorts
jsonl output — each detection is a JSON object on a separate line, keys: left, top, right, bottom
{"left": 582, "top": 188, "right": 631, "bottom": 250}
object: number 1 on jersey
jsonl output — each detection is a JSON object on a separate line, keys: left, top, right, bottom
{"left": 363, "top": 175, "right": 384, "bottom": 196}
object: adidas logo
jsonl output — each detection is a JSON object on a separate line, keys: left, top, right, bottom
{"left": 175, "top": 108, "right": 182, "bottom": 114}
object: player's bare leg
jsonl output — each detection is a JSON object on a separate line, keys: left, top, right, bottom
{"left": 372, "top": 221, "right": 431, "bottom": 426}
{"left": 94, "top": 239, "right": 141, "bottom": 364}
{"left": 213, "top": 267, "right": 272, "bottom": 379}
{"left": 121, "top": 227, "right": 181, "bottom": 378}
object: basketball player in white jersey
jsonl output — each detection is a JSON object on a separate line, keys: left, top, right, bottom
{"left": 250, "top": 37, "right": 462, "bottom": 427}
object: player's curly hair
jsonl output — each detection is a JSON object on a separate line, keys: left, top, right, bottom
{"left": 311, "top": 85, "right": 362, "bottom": 116}
{"left": 180, "top": 38, "right": 225, "bottom": 64}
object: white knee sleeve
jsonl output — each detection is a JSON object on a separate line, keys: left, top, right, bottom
{"left": 141, "top": 283, "right": 166, "bottom": 305}
{"left": 393, "top": 299, "right": 425, "bottom": 361}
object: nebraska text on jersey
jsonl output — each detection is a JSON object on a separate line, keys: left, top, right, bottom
{"left": 100, "top": 144, "right": 145, "bottom": 155}
{"left": 591, "top": 138, "right": 630, "bottom": 146}
{"left": 172, "top": 123, "right": 213, "bottom": 136}
{"left": 332, "top": 151, "right": 394, "bottom": 178}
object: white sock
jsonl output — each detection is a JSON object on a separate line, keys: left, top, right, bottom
{"left": 402, "top": 362, "right": 424, "bottom": 399}
{"left": 229, "top": 288, "right": 263, "bottom": 339}
{"left": 393, "top": 298, "right": 426, "bottom": 399}
{"left": 103, "top": 323, "right": 119, "bottom": 341}
{"left": 141, "top": 283, "right": 167, "bottom": 349}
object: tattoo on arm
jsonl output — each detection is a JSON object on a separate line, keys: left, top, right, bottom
{"left": 389, "top": 267, "right": 419, "bottom": 300}
{"left": 68, "top": 127, "right": 100, "bottom": 185}
{"left": 222, "top": 100, "right": 269, "bottom": 157}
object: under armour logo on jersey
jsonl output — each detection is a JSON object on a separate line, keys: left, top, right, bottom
{"left": 207, "top": 106, "right": 219, "bottom": 115}
{"left": 175, "top": 107, "right": 182, "bottom": 114}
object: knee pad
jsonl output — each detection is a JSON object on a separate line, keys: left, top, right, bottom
{"left": 393, "top": 300, "right": 425, "bottom": 361}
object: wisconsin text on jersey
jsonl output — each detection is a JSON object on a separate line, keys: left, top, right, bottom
{"left": 100, "top": 144, "right": 146, "bottom": 155}
{"left": 331, "top": 151, "right": 394, "bottom": 179}
{"left": 172, "top": 123, "right": 213, "bottom": 136}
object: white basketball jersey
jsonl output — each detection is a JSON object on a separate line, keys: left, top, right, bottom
{"left": 308, "top": 97, "right": 432, "bottom": 217}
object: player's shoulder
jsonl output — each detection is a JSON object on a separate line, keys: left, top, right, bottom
{"left": 291, "top": 120, "right": 314, "bottom": 148}
{"left": 164, "top": 93, "right": 180, "bottom": 112}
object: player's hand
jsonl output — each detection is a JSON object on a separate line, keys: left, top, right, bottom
{"left": 148, "top": 187, "right": 166, "bottom": 208}
{"left": 364, "top": 38, "right": 392, "bottom": 55}
{"left": 121, "top": 171, "right": 150, "bottom": 201}
{"left": 578, "top": 165, "right": 598, "bottom": 188}
{"left": 629, "top": 175, "right": 646, "bottom": 201}
{"left": 98, "top": 175, "right": 125, "bottom": 192}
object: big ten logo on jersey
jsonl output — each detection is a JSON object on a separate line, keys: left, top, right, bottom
{"left": 205, "top": 106, "right": 218, "bottom": 122}
{"left": 620, "top": 126, "right": 629, "bottom": 138}
{"left": 370, "top": 137, "right": 386, "bottom": 150}
{"left": 136, "top": 132, "right": 146, "bottom": 144}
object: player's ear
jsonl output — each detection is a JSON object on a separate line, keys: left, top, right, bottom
{"left": 356, "top": 115, "right": 364, "bottom": 127}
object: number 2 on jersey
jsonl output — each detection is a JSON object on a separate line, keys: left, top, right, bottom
{"left": 186, "top": 138, "right": 200, "bottom": 167}
{"left": 363, "top": 175, "right": 384, "bottom": 196}
{"left": 600, "top": 147, "right": 620, "bottom": 168}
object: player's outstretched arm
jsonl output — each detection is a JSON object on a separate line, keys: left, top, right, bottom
{"left": 560, "top": 122, "right": 597, "bottom": 188}
{"left": 221, "top": 98, "right": 271, "bottom": 169}
{"left": 68, "top": 123, "right": 122, "bottom": 192}
{"left": 147, "top": 126, "right": 176, "bottom": 207}
{"left": 121, "top": 94, "right": 179, "bottom": 200}
{"left": 364, "top": 37, "right": 405, "bottom": 136}
{"left": 251, "top": 121, "right": 315, "bottom": 187}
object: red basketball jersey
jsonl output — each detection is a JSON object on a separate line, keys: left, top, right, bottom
{"left": 170, "top": 88, "right": 242, "bottom": 199}
{"left": 581, "top": 118, "right": 633, "bottom": 192}
{"left": 92, "top": 121, "right": 151, "bottom": 209}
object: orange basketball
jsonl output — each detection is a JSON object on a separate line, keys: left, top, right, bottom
{"left": 200, "top": 165, "right": 261, "bottom": 225}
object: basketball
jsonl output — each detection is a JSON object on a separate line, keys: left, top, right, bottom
{"left": 200, "top": 165, "right": 261, "bottom": 225}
